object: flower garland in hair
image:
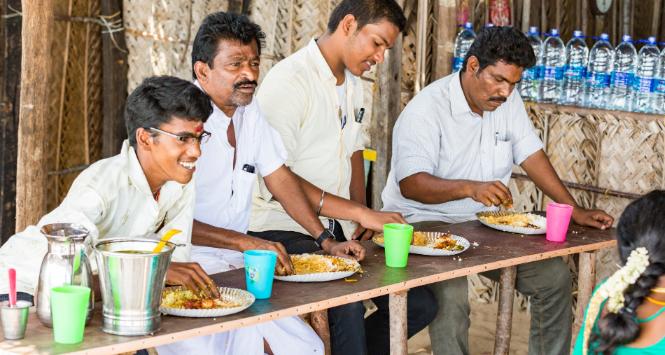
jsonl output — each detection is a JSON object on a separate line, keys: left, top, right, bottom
{"left": 582, "top": 247, "right": 650, "bottom": 355}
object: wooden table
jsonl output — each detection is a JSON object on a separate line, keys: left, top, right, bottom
{"left": 0, "top": 221, "right": 615, "bottom": 354}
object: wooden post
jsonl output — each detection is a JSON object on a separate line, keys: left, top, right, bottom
{"left": 493, "top": 266, "right": 517, "bottom": 355}
{"left": 101, "top": 0, "right": 128, "bottom": 158}
{"left": 369, "top": 17, "right": 403, "bottom": 210}
{"left": 414, "top": 0, "right": 429, "bottom": 94}
{"left": 389, "top": 290, "right": 408, "bottom": 355}
{"left": 572, "top": 252, "right": 596, "bottom": 348}
{"left": 309, "top": 310, "right": 331, "bottom": 355}
{"left": 0, "top": 0, "right": 21, "bottom": 243}
{"left": 15, "top": 0, "right": 54, "bottom": 232}
{"left": 521, "top": 0, "right": 531, "bottom": 32}
{"left": 652, "top": 0, "right": 662, "bottom": 37}
{"left": 433, "top": 0, "right": 457, "bottom": 81}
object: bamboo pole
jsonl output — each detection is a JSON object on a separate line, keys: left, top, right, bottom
{"left": 521, "top": 0, "right": 531, "bottom": 32}
{"left": 414, "top": 0, "right": 429, "bottom": 93}
{"left": 389, "top": 290, "right": 408, "bottom": 355}
{"left": 493, "top": 266, "right": 517, "bottom": 355}
{"left": 16, "top": 0, "right": 54, "bottom": 231}
{"left": 652, "top": 0, "right": 662, "bottom": 36}
{"left": 571, "top": 252, "right": 596, "bottom": 350}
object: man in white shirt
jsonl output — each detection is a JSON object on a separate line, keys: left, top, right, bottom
{"left": 250, "top": 2, "right": 437, "bottom": 354}
{"left": 382, "top": 27, "right": 614, "bottom": 355}
{"left": 0, "top": 76, "right": 217, "bottom": 300}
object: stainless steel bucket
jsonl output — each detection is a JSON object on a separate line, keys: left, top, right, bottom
{"left": 94, "top": 238, "right": 175, "bottom": 336}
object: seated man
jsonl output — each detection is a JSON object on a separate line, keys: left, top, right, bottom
{"left": 158, "top": 11, "right": 405, "bottom": 355}
{"left": 0, "top": 76, "right": 216, "bottom": 302}
{"left": 251, "top": 1, "right": 436, "bottom": 354}
{"left": 381, "top": 26, "right": 614, "bottom": 355}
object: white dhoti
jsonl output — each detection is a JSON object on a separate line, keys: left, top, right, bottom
{"left": 157, "top": 246, "right": 323, "bottom": 355}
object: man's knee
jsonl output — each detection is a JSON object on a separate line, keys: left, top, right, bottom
{"left": 428, "top": 276, "right": 469, "bottom": 305}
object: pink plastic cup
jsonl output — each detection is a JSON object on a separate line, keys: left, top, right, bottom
{"left": 546, "top": 202, "right": 573, "bottom": 242}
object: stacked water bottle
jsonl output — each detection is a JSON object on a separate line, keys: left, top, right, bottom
{"left": 451, "top": 23, "right": 665, "bottom": 114}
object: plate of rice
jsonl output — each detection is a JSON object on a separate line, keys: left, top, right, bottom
{"left": 274, "top": 254, "right": 362, "bottom": 282}
{"left": 160, "top": 286, "right": 255, "bottom": 317}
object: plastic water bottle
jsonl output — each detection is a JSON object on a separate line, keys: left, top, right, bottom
{"left": 632, "top": 37, "right": 660, "bottom": 113}
{"left": 583, "top": 33, "right": 613, "bottom": 108}
{"left": 539, "top": 29, "right": 565, "bottom": 103}
{"left": 610, "top": 35, "right": 637, "bottom": 111}
{"left": 559, "top": 30, "right": 588, "bottom": 105}
{"left": 519, "top": 26, "right": 543, "bottom": 101}
{"left": 657, "top": 48, "right": 665, "bottom": 114}
{"left": 452, "top": 22, "right": 476, "bottom": 72}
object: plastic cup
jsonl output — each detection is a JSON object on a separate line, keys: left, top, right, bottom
{"left": 0, "top": 300, "right": 31, "bottom": 340}
{"left": 546, "top": 202, "right": 573, "bottom": 243}
{"left": 243, "top": 250, "right": 278, "bottom": 299}
{"left": 50, "top": 285, "right": 90, "bottom": 344}
{"left": 383, "top": 223, "right": 413, "bottom": 267}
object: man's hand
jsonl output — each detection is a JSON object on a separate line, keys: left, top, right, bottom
{"left": 469, "top": 181, "right": 512, "bottom": 207}
{"left": 351, "top": 225, "right": 375, "bottom": 241}
{"left": 321, "top": 239, "right": 366, "bottom": 261}
{"left": 238, "top": 236, "right": 294, "bottom": 276}
{"left": 165, "top": 262, "right": 220, "bottom": 298}
{"left": 356, "top": 208, "right": 407, "bottom": 233}
{"left": 572, "top": 207, "right": 613, "bottom": 230}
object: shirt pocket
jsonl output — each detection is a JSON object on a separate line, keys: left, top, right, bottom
{"left": 342, "top": 120, "right": 363, "bottom": 156}
{"left": 232, "top": 169, "right": 258, "bottom": 214}
{"left": 493, "top": 140, "right": 514, "bottom": 180}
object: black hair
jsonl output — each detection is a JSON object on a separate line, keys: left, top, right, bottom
{"left": 125, "top": 76, "right": 213, "bottom": 149}
{"left": 327, "top": 0, "right": 406, "bottom": 34}
{"left": 590, "top": 190, "right": 665, "bottom": 354}
{"left": 191, "top": 11, "right": 265, "bottom": 79}
{"left": 462, "top": 26, "right": 536, "bottom": 73}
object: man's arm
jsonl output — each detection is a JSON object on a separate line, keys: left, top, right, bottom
{"left": 399, "top": 172, "right": 512, "bottom": 207}
{"left": 349, "top": 150, "right": 367, "bottom": 205}
{"left": 520, "top": 150, "right": 613, "bottom": 229}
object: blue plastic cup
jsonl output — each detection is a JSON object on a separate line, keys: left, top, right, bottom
{"left": 243, "top": 250, "right": 278, "bottom": 299}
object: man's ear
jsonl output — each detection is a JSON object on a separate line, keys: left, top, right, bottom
{"left": 136, "top": 128, "right": 153, "bottom": 151}
{"left": 339, "top": 14, "right": 358, "bottom": 36}
{"left": 194, "top": 61, "right": 209, "bottom": 83}
{"left": 466, "top": 56, "right": 480, "bottom": 75}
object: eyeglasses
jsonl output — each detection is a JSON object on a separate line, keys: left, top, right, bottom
{"left": 148, "top": 127, "right": 211, "bottom": 145}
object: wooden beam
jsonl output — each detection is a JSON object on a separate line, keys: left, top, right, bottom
{"left": 0, "top": 0, "right": 21, "bottom": 243}
{"left": 652, "top": 0, "right": 662, "bottom": 36}
{"left": 414, "top": 0, "right": 429, "bottom": 93}
{"left": 369, "top": 29, "right": 402, "bottom": 210}
{"left": 433, "top": 0, "right": 457, "bottom": 79}
{"left": 101, "top": 0, "right": 128, "bottom": 158}
{"left": 16, "top": 0, "right": 54, "bottom": 231}
{"left": 389, "top": 290, "right": 408, "bottom": 355}
{"left": 572, "top": 252, "right": 596, "bottom": 350}
{"left": 521, "top": 0, "right": 531, "bottom": 32}
{"left": 493, "top": 266, "right": 517, "bottom": 355}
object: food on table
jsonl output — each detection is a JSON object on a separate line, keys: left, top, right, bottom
{"left": 161, "top": 287, "right": 240, "bottom": 309}
{"left": 478, "top": 213, "right": 540, "bottom": 229}
{"left": 289, "top": 254, "right": 361, "bottom": 275}
{"left": 375, "top": 232, "right": 465, "bottom": 251}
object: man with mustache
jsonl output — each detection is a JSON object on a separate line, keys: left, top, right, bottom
{"left": 382, "top": 26, "right": 614, "bottom": 355}
{"left": 249, "top": 1, "right": 437, "bottom": 354}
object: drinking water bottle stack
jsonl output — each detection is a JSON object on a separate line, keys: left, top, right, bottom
{"left": 610, "top": 35, "right": 637, "bottom": 111}
{"left": 452, "top": 22, "right": 476, "bottom": 72}
{"left": 633, "top": 37, "right": 660, "bottom": 113}
{"left": 560, "top": 30, "right": 588, "bottom": 105}
{"left": 657, "top": 47, "right": 665, "bottom": 114}
{"left": 539, "top": 29, "right": 565, "bottom": 103}
{"left": 583, "top": 33, "right": 613, "bottom": 108}
{"left": 519, "top": 26, "right": 543, "bottom": 102}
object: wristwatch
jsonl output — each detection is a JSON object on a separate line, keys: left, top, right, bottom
{"left": 315, "top": 229, "right": 335, "bottom": 249}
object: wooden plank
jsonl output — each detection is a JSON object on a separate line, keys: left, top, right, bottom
{"left": 571, "top": 251, "right": 596, "bottom": 348}
{"left": 0, "top": 0, "right": 21, "bottom": 244}
{"left": 433, "top": 0, "right": 457, "bottom": 79}
{"left": 0, "top": 221, "right": 616, "bottom": 354}
{"left": 493, "top": 266, "right": 517, "bottom": 355}
{"left": 15, "top": 0, "right": 54, "bottom": 232}
{"left": 389, "top": 290, "right": 408, "bottom": 355}
{"left": 101, "top": 0, "right": 128, "bottom": 158}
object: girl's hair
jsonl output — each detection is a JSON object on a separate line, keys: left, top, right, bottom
{"left": 591, "top": 190, "right": 665, "bottom": 354}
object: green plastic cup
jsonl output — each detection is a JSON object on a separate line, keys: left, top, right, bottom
{"left": 383, "top": 223, "right": 413, "bottom": 267}
{"left": 50, "top": 285, "right": 91, "bottom": 344}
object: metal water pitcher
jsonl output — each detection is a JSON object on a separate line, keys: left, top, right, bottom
{"left": 35, "top": 223, "right": 94, "bottom": 327}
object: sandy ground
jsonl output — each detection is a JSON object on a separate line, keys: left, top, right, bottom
{"left": 408, "top": 299, "right": 530, "bottom": 355}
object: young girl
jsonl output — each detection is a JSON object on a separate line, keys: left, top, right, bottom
{"left": 574, "top": 190, "right": 665, "bottom": 354}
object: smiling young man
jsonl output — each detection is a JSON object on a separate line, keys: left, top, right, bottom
{"left": 382, "top": 26, "right": 614, "bottom": 355}
{"left": 0, "top": 76, "right": 217, "bottom": 300}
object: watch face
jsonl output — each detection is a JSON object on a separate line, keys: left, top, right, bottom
{"left": 596, "top": 0, "right": 612, "bottom": 13}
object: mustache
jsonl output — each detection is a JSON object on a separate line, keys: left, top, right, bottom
{"left": 233, "top": 80, "right": 258, "bottom": 90}
{"left": 489, "top": 96, "right": 507, "bottom": 103}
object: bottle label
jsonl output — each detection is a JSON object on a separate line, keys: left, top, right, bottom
{"left": 543, "top": 66, "right": 564, "bottom": 80}
{"left": 452, "top": 57, "right": 463, "bottom": 72}
{"left": 523, "top": 65, "right": 542, "bottom": 80}
{"left": 633, "top": 76, "right": 655, "bottom": 93}
{"left": 611, "top": 71, "right": 635, "bottom": 89}
{"left": 563, "top": 65, "right": 586, "bottom": 80}
{"left": 586, "top": 72, "right": 611, "bottom": 88}
{"left": 654, "top": 79, "right": 665, "bottom": 94}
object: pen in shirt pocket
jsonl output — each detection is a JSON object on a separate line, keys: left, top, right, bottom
{"left": 355, "top": 107, "right": 365, "bottom": 123}
{"left": 494, "top": 131, "right": 499, "bottom": 146}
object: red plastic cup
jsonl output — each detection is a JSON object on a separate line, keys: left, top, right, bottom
{"left": 546, "top": 202, "right": 573, "bottom": 242}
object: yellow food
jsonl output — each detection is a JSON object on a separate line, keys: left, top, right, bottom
{"left": 374, "top": 232, "right": 464, "bottom": 251}
{"left": 161, "top": 288, "right": 240, "bottom": 309}
{"left": 289, "top": 254, "right": 361, "bottom": 275}
{"left": 479, "top": 213, "right": 535, "bottom": 228}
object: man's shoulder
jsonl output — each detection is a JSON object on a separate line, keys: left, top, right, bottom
{"left": 72, "top": 152, "right": 130, "bottom": 193}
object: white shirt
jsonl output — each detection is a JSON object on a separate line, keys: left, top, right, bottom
{"left": 193, "top": 87, "right": 287, "bottom": 234}
{"left": 250, "top": 39, "right": 367, "bottom": 238}
{"left": 381, "top": 72, "right": 543, "bottom": 223}
{"left": 0, "top": 141, "right": 194, "bottom": 294}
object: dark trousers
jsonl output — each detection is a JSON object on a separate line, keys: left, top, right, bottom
{"left": 249, "top": 223, "right": 438, "bottom": 355}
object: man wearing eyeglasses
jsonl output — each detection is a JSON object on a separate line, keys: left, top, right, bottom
{"left": 0, "top": 76, "right": 219, "bottom": 302}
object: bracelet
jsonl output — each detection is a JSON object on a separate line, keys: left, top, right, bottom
{"left": 316, "top": 190, "right": 326, "bottom": 216}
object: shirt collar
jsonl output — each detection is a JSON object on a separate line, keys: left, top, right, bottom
{"left": 124, "top": 140, "right": 154, "bottom": 196}
{"left": 194, "top": 79, "right": 248, "bottom": 131}
{"left": 307, "top": 39, "right": 339, "bottom": 84}
{"left": 449, "top": 72, "right": 475, "bottom": 116}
